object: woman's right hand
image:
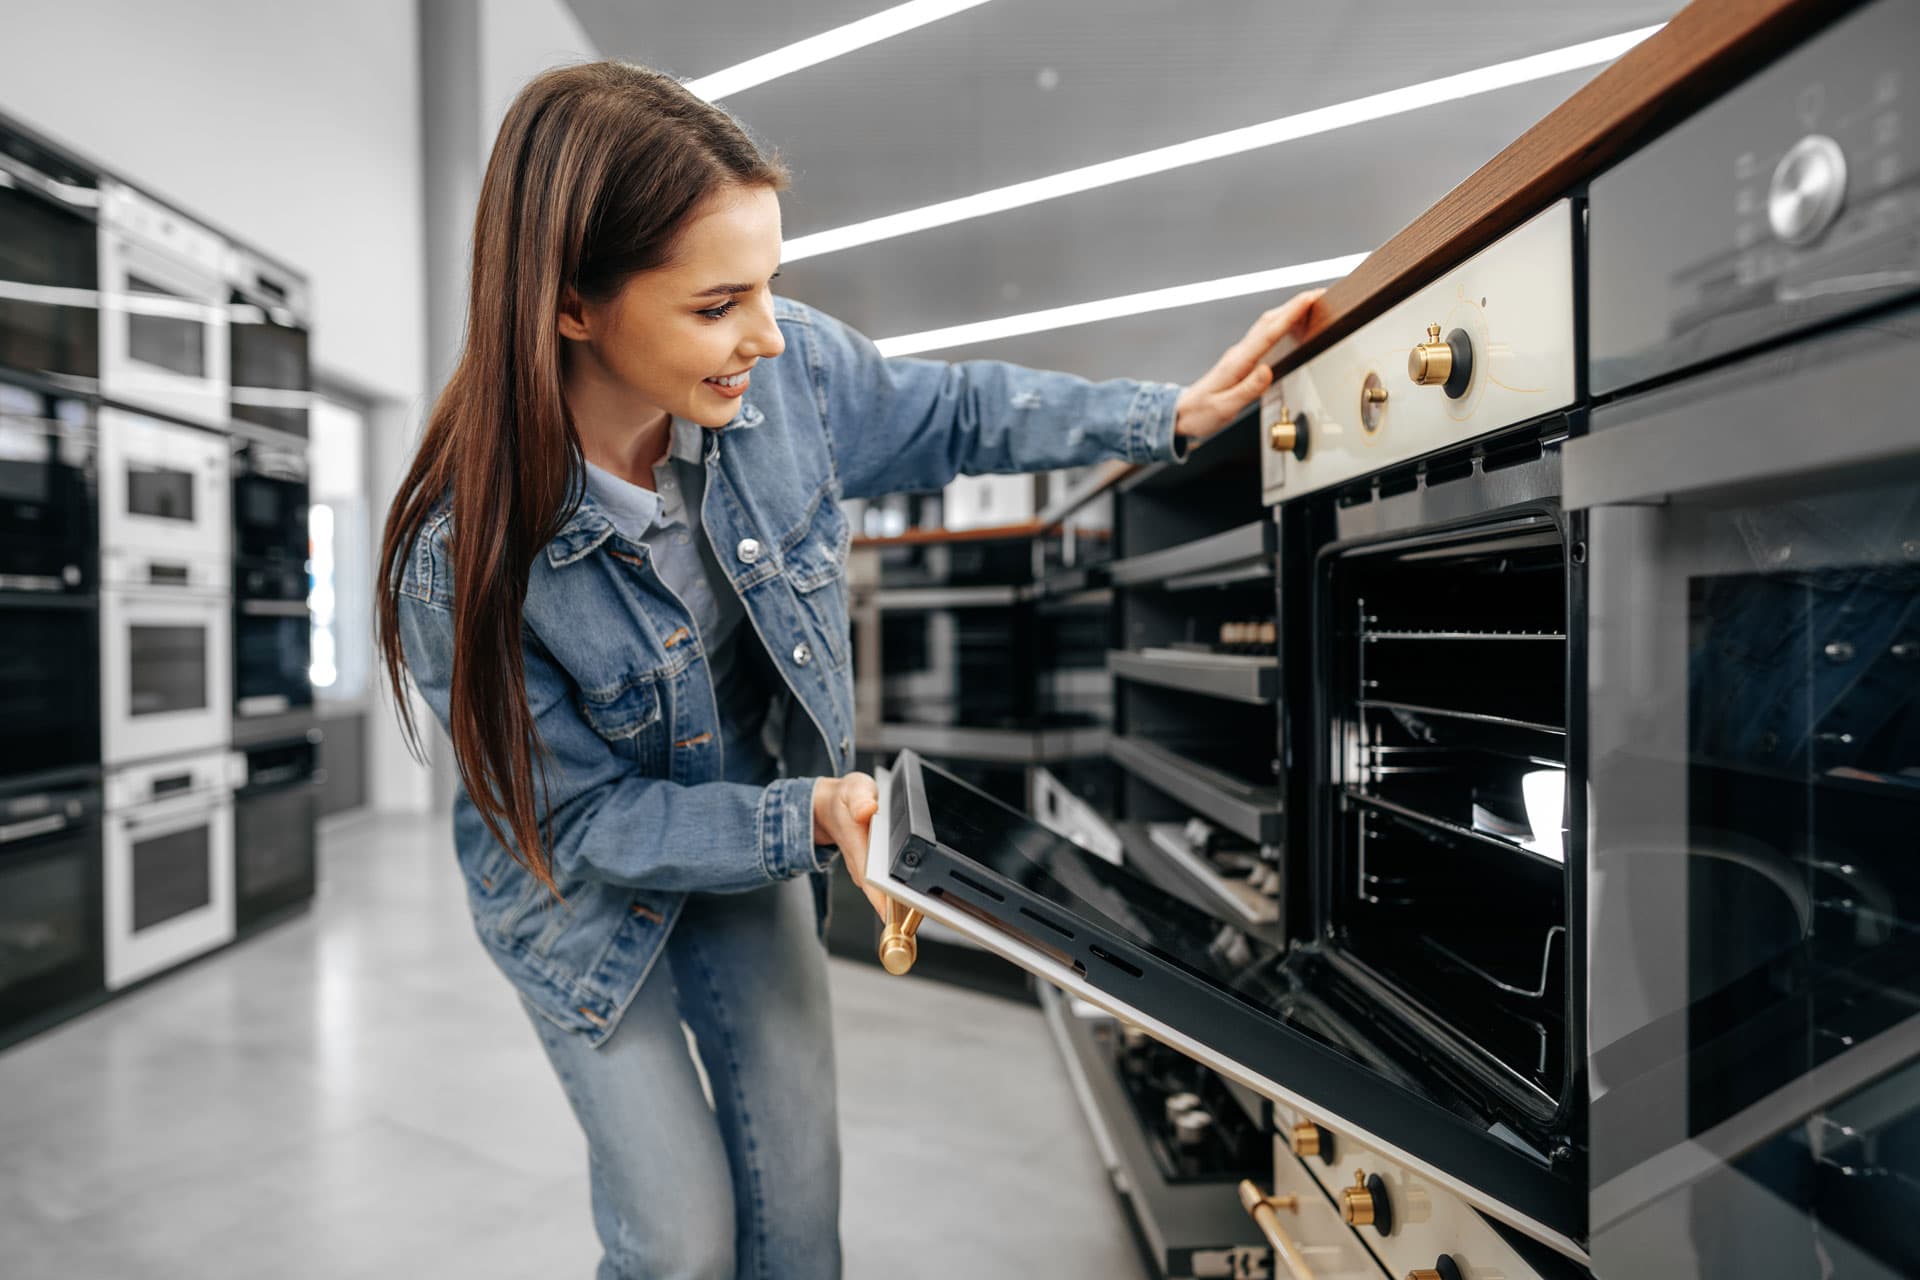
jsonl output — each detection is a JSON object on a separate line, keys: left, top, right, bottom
{"left": 812, "top": 773, "right": 889, "bottom": 919}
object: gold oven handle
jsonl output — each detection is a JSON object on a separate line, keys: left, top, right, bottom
{"left": 1237, "top": 1180, "right": 1315, "bottom": 1280}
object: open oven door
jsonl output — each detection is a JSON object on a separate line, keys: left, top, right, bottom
{"left": 869, "top": 749, "right": 1587, "bottom": 1260}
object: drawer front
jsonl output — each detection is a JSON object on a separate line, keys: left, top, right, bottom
{"left": 1262, "top": 201, "right": 1575, "bottom": 505}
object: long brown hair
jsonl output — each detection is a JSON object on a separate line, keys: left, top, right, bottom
{"left": 376, "top": 62, "right": 789, "bottom": 896}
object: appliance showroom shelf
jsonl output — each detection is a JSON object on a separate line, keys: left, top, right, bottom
{"left": 864, "top": 722, "right": 1109, "bottom": 764}
{"left": 1109, "top": 648, "right": 1278, "bottom": 705}
{"left": 873, "top": 583, "right": 1028, "bottom": 610}
{"left": 1107, "top": 735, "right": 1283, "bottom": 845}
{"left": 1106, "top": 520, "right": 1275, "bottom": 592}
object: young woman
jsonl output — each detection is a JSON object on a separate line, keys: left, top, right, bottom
{"left": 378, "top": 60, "right": 1321, "bottom": 1280}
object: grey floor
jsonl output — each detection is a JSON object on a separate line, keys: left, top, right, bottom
{"left": 0, "top": 810, "right": 1144, "bottom": 1279}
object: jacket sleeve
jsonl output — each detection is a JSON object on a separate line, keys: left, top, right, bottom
{"left": 797, "top": 301, "right": 1188, "bottom": 501}
{"left": 396, "top": 585, "right": 830, "bottom": 894}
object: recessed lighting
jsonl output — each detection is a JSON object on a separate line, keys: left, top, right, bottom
{"left": 785, "top": 25, "right": 1662, "bottom": 262}
{"left": 686, "top": 0, "right": 998, "bottom": 102}
{"left": 874, "top": 253, "right": 1367, "bottom": 356}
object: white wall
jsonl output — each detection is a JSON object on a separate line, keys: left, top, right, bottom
{"left": 0, "top": 0, "right": 428, "bottom": 404}
{"left": 479, "top": 0, "right": 601, "bottom": 159}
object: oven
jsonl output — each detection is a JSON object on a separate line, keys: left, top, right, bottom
{"left": 102, "top": 749, "right": 237, "bottom": 990}
{"left": 234, "top": 733, "right": 320, "bottom": 932}
{"left": 97, "top": 180, "right": 228, "bottom": 427}
{"left": 98, "top": 405, "right": 229, "bottom": 567}
{"left": 0, "top": 377, "right": 95, "bottom": 594}
{"left": 0, "top": 120, "right": 99, "bottom": 390}
{"left": 226, "top": 244, "right": 311, "bottom": 438}
{"left": 232, "top": 438, "right": 311, "bottom": 728}
{"left": 101, "top": 578, "right": 232, "bottom": 767}
{"left": 0, "top": 779, "right": 103, "bottom": 1047}
{"left": 0, "top": 593, "right": 100, "bottom": 782}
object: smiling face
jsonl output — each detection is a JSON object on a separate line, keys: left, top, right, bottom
{"left": 557, "top": 183, "right": 787, "bottom": 433}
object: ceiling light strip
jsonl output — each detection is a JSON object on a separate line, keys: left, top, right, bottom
{"left": 786, "top": 24, "right": 1662, "bottom": 262}
{"left": 687, "top": 0, "right": 997, "bottom": 102}
{"left": 874, "top": 252, "right": 1368, "bottom": 357}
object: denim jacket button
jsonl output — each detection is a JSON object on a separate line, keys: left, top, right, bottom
{"left": 736, "top": 537, "right": 762, "bottom": 564}
{"left": 839, "top": 735, "right": 851, "bottom": 755}
{"left": 792, "top": 641, "right": 812, "bottom": 666}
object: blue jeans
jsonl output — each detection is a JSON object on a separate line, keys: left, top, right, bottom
{"left": 521, "top": 874, "right": 841, "bottom": 1279}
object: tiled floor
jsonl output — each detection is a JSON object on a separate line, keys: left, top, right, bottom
{"left": 0, "top": 810, "right": 1143, "bottom": 1279}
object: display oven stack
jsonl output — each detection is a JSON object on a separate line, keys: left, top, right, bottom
{"left": 872, "top": 2, "right": 1920, "bottom": 1277}
{"left": 0, "top": 110, "right": 318, "bottom": 1051}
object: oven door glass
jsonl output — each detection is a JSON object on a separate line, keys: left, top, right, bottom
{"left": 229, "top": 300, "right": 310, "bottom": 437}
{"left": 235, "top": 604, "right": 313, "bottom": 717}
{"left": 1587, "top": 479, "right": 1920, "bottom": 1278}
{"left": 98, "top": 408, "right": 230, "bottom": 566}
{"left": 878, "top": 750, "right": 1584, "bottom": 1249}
{"left": 0, "top": 386, "right": 94, "bottom": 591}
{"left": 104, "top": 792, "right": 233, "bottom": 990}
{"left": 99, "top": 236, "right": 227, "bottom": 427}
{"left": 0, "top": 597, "right": 99, "bottom": 776}
{"left": 0, "top": 180, "right": 98, "bottom": 386}
{"left": 234, "top": 472, "right": 308, "bottom": 564}
{"left": 0, "top": 802, "right": 103, "bottom": 1034}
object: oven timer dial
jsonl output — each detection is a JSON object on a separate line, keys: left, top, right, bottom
{"left": 1268, "top": 402, "right": 1310, "bottom": 460}
{"left": 1409, "top": 324, "right": 1474, "bottom": 399}
{"left": 1767, "top": 134, "right": 1847, "bottom": 246}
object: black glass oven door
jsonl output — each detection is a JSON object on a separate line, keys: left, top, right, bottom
{"left": 234, "top": 472, "right": 308, "bottom": 565}
{"left": 228, "top": 297, "right": 310, "bottom": 437}
{"left": 235, "top": 777, "right": 316, "bottom": 927}
{"left": 0, "top": 174, "right": 98, "bottom": 387}
{"left": 0, "top": 596, "right": 99, "bottom": 776}
{"left": 878, "top": 749, "right": 1584, "bottom": 1252}
{"left": 0, "top": 794, "right": 103, "bottom": 1041}
{"left": 0, "top": 385, "right": 94, "bottom": 591}
{"left": 234, "top": 603, "right": 313, "bottom": 717}
{"left": 1575, "top": 314, "right": 1920, "bottom": 1278}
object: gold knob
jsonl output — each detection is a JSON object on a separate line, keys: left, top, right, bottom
{"left": 1408, "top": 1272, "right": 1444, "bottom": 1280}
{"left": 1364, "top": 384, "right": 1389, "bottom": 405}
{"left": 1408, "top": 323, "right": 1453, "bottom": 386}
{"left": 1342, "top": 1169, "right": 1376, "bottom": 1227}
{"left": 878, "top": 899, "right": 924, "bottom": 975}
{"left": 1290, "top": 1121, "right": 1321, "bottom": 1158}
{"left": 1268, "top": 405, "right": 1298, "bottom": 453}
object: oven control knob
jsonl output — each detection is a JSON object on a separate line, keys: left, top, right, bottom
{"left": 1408, "top": 324, "right": 1474, "bottom": 399}
{"left": 1768, "top": 134, "right": 1847, "bottom": 247}
{"left": 1268, "top": 409, "right": 1311, "bottom": 460}
{"left": 1290, "top": 1121, "right": 1333, "bottom": 1161}
{"left": 1407, "top": 1258, "right": 1465, "bottom": 1280}
{"left": 1342, "top": 1169, "right": 1394, "bottom": 1234}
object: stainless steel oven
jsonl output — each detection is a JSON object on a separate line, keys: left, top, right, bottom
{"left": 0, "top": 120, "right": 99, "bottom": 391}
{"left": 98, "top": 405, "right": 229, "bottom": 568}
{"left": 0, "top": 779, "right": 103, "bottom": 1047}
{"left": 0, "top": 377, "right": 95, "bottom": 594}
{"left": 234, "top": 733, "right": 320, "bottom": 932}
{"left": 226, "top": 244, "right": 310, "bottom": 438}
{"left": 102, "top": 749, "right": 237, "bottom": 990}
{"left": 1571, "top": 308, "right": 1920, "bottom": 1280}
{"left": 232, "top": 438, "right": 310, "bottom": 730}
{"left": 97, "top": 180, "right": 228, "bottom": 427}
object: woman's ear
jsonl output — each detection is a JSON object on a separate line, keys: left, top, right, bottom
{"left": 556, "top": 286, "right": 593, "bottom": 343}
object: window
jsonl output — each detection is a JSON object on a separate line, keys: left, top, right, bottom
{"left": 308, "top": 394, "right": 371, "bottom": 703}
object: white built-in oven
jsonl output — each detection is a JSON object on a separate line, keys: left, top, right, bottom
{"left": 97, "top": 180, "right": 228, "bottom": 428}
{"left": 98, "top": 405, "right": 229, "bottom": 566}
{"left": 101, "top": 575, "right": 232, "bottom": 767}
{"left": 103, "top": 749, "right": 239, "bottom": 990}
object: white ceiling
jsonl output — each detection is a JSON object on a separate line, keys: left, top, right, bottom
{"left": 564, "top": 0, "right": 1680, "bottom": 383}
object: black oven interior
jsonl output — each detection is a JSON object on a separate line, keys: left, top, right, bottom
{"left": 1316, "top": 513, "right": 1576, "bottom": 1145}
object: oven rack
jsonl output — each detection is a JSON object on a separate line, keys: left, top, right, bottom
{"left": 1344, "top": 785, "right": 1563, "bottom": 869}
{"left": 1359, "top": 628, "right": 1566, "bottom": 642}
{"left": 1356, "top": 698, "right": 1565, "bottom": 738}
{"left": 1108, "top": 734, "right": 1283, "bottom": 844}
{"left": 1108, "top": 647, "right": 1278, "bottom": 705}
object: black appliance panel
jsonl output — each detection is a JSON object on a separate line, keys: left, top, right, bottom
{"left": 0, "top": 128, "right": 98, "bottom": 387}
{"left": 0, "top": 783, "right": 103, "bottom": 1039}
{"left": 235, "top": 736, "right": 318, "bottom": 928}
{"left": 228, "top": 291, "right": 310, "bottom": 437}
{"left": 1589, "top": 0, "right": 1920, "bottom": 395}
{"left": 0, "top": 381, "right": 95, "bottom": 592}
{"left": 889, "top": 750, "right": 1581, "bottom": 1243}
{"left": 0, "top": 595, "right": 99, "bottom": 778}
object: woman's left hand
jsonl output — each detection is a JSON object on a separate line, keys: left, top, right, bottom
{"left": 1173, "top": 288, "right": 1325, "bottom": 442}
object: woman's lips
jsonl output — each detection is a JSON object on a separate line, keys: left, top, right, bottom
{"left": 704, "top": 371, "right": 750, "bottom": 398}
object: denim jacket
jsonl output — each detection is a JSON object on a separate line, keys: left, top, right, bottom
{"left": 398, "top": 298, "right": 1185, "bottom": 1044}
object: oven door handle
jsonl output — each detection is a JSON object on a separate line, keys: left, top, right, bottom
{"left": 0, "top": 813, "right": 71, "bottom": 845}
{"left": 1236, "top": 1182, "right": 1314, "bottom": 1280}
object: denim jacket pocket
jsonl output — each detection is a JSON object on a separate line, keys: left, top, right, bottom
{"left": 783, "top": 494, "right": 852, "bottom": 670}
{"left": 578, "top": 671, "right": 665, "bottom": 770}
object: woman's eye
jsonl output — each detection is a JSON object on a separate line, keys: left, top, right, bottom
{"left": 697, "top": 300, "right": 738, "bottom": 321}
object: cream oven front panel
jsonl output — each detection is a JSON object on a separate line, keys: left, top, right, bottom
{"left": 1261, "top": 200, "right": 1576, "bottom": 505}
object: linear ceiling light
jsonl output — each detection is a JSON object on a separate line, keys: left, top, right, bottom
{"left": 786, "top": 24, "right": 1662, "bottom": 262}
{"left": 874, "top": 252, "right": 1368, "bottom": 357}
{"left": 686, "top": 0, "right": 997, "bottom": 101}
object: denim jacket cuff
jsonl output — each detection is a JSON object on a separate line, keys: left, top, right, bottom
{"left": 759, "top": 775, "right": 824, "bottom": 881}
{"left": 1125, "top": 381, "right": 1187, "bottom": 465}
